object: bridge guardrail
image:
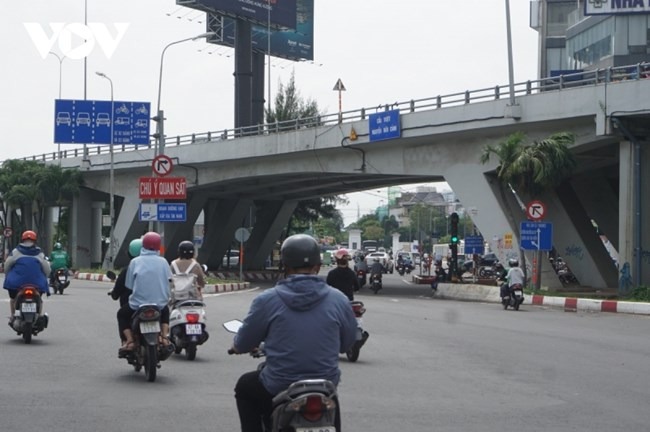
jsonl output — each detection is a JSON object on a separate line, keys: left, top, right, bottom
{"left": 16, "top": 63, "right": 650, "bottom": 164}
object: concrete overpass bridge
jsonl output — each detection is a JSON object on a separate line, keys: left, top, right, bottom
{"left": 25, "top": 65, "right": 650, "bottom": 289}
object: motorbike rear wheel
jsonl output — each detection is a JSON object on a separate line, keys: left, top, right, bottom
{"left": 22, "top": 322, "right": 33, "bottom": 344}
{"left": 185, "top": 344, "right": 197, "bottom": 361}
{"left": 514, "top": 298, "right": 520, "bottom": 311}
{"left": 144, "top": 344, "right": 158, "bottom": 382}
{"left": 346, "top": 341, "right": 361, "bottom": 362}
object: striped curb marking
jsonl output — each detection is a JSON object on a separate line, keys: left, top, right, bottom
{"left": 531, "top": 294, "right": 650, "bottom": 315}
{"left": 75, "top": 272, "right": 250, "bottom": 293}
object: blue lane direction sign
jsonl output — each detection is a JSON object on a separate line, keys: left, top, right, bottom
{"left": 369, "top": 109, "right": 401, "bottom": 142}
{"left": 139, "top": 203, "right": 186, "bottom": 222}
{"left": 464, "top": 235, "right": 485, "bottom": 255}
{"left": 520, "top": 221, "right": 553, "bottom": 251}
{"left": 54, "top": 99, "right": 150, "bottom": 145}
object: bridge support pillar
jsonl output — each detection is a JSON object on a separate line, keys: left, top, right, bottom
{"left": 198, "top": 198, "right": 253, "bottom": 269}
{"left": 244, "top": 200, "right": 298, "bottom": 270}
{"left": 161, "top": 192, "right": 208, "bottom": 262}
{"left": 70, "top": 190, "right": 104, "bottom": 269}
{"left": 618, "top": 140, "right": 650, "bottom": 287}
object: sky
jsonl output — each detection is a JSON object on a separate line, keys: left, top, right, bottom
{"left": 1, "top": 0, "right": 539, "bottom": 226}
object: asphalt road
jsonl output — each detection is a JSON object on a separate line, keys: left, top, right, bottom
{"left": 1, "top": 272, "right": 649, "bottom": 432}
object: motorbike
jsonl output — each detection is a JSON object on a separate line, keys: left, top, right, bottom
{"left": 370, "top": 272, "right": 382, "bottom": 294}
{"left": 501, "top": 283, "right": 524, "bottom": 311}
{"left": 430, "top": 274, "right": 439, "bottom": 294}
{"left": 169, "top": 299, "right": 209, "bottom": 361}
{"left": 397, "top": 262, "right": 412, "bottom": 276}
{"left": 346, "top": 301, "right": 369, "bottom": 362}
{"left": 223, "top": 320, "right": 339, "bottom": 432}
{"left": 356, "top": 269, "right": 367, "bottom": 289}
{"left": 120, "top": 304, "right": 174, "bottom": 382}
{"left": 478, "top": 265, "right": 498, "bottom": 278}
{"left": 11, "top": 285, "right": 49, "bottom": 344}
{"left": 52, "top": 268, "right": 70, "bottom": 295}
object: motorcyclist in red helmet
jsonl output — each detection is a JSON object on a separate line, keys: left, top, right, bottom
{"left": 326, "top": 248, "right": 359, "bottom": 301}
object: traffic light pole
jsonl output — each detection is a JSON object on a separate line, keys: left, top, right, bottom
{"left": 449, "top": 212, "right": 459, "bottom": 282}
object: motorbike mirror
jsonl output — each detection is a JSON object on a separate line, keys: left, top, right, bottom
{"left": 223, "top": 319, "right": 243, "bottom": 334}
{"left": 106, "top": 270, "right": 117, "bottom": 281}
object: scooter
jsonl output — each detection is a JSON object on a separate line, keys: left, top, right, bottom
{"left": 356, "top": 269, "right": 367, "bottom": 289}
{"left": 223, "top": 320, "right": 339, "bottom": 432}
{"left": 346, "top": 301, "right": 369, "bottom": 362}
{"left": 120, "top": 304, "right": 174, "bottom": 382}
{"left": 370, "top": 273, "right": 382, "bottom": 294}
{"left": 10, "top": 285, "right": 49, "bottom": 344}
{"left": 169, "top": 299, "right": 209, "bottom": 361}
{"left": 52, "top": 268, "right": 70, "bottom": 295}
{"left": 502, "top": 283, "right": 524, "bottom": 311}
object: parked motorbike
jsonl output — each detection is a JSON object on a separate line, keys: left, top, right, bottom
{"left": 346, "top": 301, "right": 369, "bottom": 362}
{"left": 223, "top": 320, "right": 339, "bottom": 432}
{"left": 370, "top": 273, "right": 382, "bottom": 294}
{"left": 10, "top": 285, "right": 48, "bottom": 344}
{"left": 52, "top": 268, "right": 70, "bottom": 295}
{"left": 478, "top": 265, "right": 498, "bottom": 278}
{"left": 169, "top": 299, "right": 209, "bottom": 361}
{"left": 120, "top": 304, "right": 173, "bottom": 382}
{"left": 356, "top": 269, "right": 367, "bottom": 290}
{"left": 502, "top": 283, "right": 524, "bottom": 311}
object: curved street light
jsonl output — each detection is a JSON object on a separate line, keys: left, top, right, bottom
{"left": 95, "top": 71, "right": 115, "bottom": 270}
{"left": 155, "top": 32, "right": 215, "bottom": 156}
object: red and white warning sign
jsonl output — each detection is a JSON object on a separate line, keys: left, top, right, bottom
{"left": 152, "top": 154, "right": 173, "bottom": 177}
{"left": 526, "top": 200, "right": 546, "bottom": 221}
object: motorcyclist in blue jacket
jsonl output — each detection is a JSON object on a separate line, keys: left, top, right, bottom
{"left": 3, "top": 230, "right": 50, "bottom": 324}
{"left": 230, "top": 234, "right": 357, "bottom": 432}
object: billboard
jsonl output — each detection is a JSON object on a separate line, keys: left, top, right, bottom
{"left": 207, "top": 0, "right": 313, "bottom": 61}
{"left": 177, "top": 0, "right": 297, "bottom": 29}
{"left": 586, "top": 0, "right": 650, "bottom": 15}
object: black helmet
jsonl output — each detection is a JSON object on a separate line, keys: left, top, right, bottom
{"left": 508, "top": 258, "right": 519, "bottom": 267}
{"left": 178, "top": 240, "right": 195, "bottom": 259}
{"left": 281, "top": 234, "right": 321, "bottom": 269}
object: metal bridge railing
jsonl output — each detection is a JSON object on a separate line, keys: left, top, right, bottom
{"left": 19, "top": 63, "right": 650, "bottom": 164}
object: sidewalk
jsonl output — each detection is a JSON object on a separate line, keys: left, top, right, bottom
{"left": 74, "top": 271, "right": 250, "bottom": 294}
{"left": 413, "top": 275, "right": 650, "bottom": 316}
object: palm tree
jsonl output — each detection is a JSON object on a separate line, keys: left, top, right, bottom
{"left": 480, "top": 132, "right": 576, "bottom": 284}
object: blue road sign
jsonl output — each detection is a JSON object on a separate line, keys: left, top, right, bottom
{"left": 520, "top": 221, "right": 553, "bottom": 251}
{"left": 464, "top": 235, "right": 485, "bottom": 255}
{"left": 157, "top": 203, "right": 186, "bottom": 222}
{"left": 54, "top": 99, "right": 150, "bottom": 145}
{"left": 369, "top": 109, "right": 401, "bottom": 142}
{"left": 139, "top": 203, "right": 186, "bottom": 222}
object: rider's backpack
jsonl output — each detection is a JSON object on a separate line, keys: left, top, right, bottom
{"left": 170, "top": 261, "right": 200, "bottom": 303}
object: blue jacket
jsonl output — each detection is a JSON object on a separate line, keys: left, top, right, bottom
{"left": 3, "top": 244, "right": 50, "bottom": 294}
{"left": 234, "top": 274, "right": 357, "bottom": 395}
{"left": 125, "top": 248, "right": 172, "bottom": 310}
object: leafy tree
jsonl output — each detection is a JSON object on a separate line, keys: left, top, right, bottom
{"left": 480, "top": 131, "right": 576, "bottom": 281}
{"left": 0, "top": 160, "right": 83, "bottom": 247}
{"left": 266, "top": 71, "right": 320, "bottom": 125}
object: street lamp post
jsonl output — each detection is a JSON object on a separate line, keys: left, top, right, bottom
{"left": 96, "top": 71, "right": 115, "bottom": 270}
{"left": 505, "top": 0, "right": 516, "bottom": 107}
{"left": 49, "top": 51, "right": 65, "bottom": 163}
{"left": 153, "top": 32, "right": 215, "bottom": 237}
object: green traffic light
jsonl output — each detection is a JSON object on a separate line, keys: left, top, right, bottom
{"left": 451, "top": 235, "right": 459, "bottom": 244}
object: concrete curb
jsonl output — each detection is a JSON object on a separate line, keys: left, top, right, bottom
{"left": 74, "top": 272, "right": 250, "bottom": 294}
{"left": 434, "top": 282, "right": 650, "bottom": 316}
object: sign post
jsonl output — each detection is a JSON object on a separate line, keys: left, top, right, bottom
{"left": 234, "top": 227, "right": 250, "bottom": 282}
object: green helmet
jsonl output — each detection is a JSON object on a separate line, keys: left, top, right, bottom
{"left": 53, "top": 242, "right": 62, "bottom": 250}
{"left": 128, "top": 239, "right": 143, "bottom": 258}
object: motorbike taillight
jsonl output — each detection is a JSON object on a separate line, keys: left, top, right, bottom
{"left": 138, "top": 308, "right": 161, "bottom": 321}
{"left": 301, "top": 395, "right": 325, "bottom": 422}
{"left": 24, "top": 288, "right": 35, "bottom": 298}
{"left": 351, "top": 302, "right": 366, "bottom": 317}
{"left": 186, "top": 312, "right": 200, "bottom": 323}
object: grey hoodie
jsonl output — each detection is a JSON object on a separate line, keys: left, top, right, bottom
{"left": 234, "top": 274, "right": 357, "bottom": 395}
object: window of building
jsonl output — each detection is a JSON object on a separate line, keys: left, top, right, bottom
{"left": 567, "top": 18, "right": 614, "bottom": 69}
